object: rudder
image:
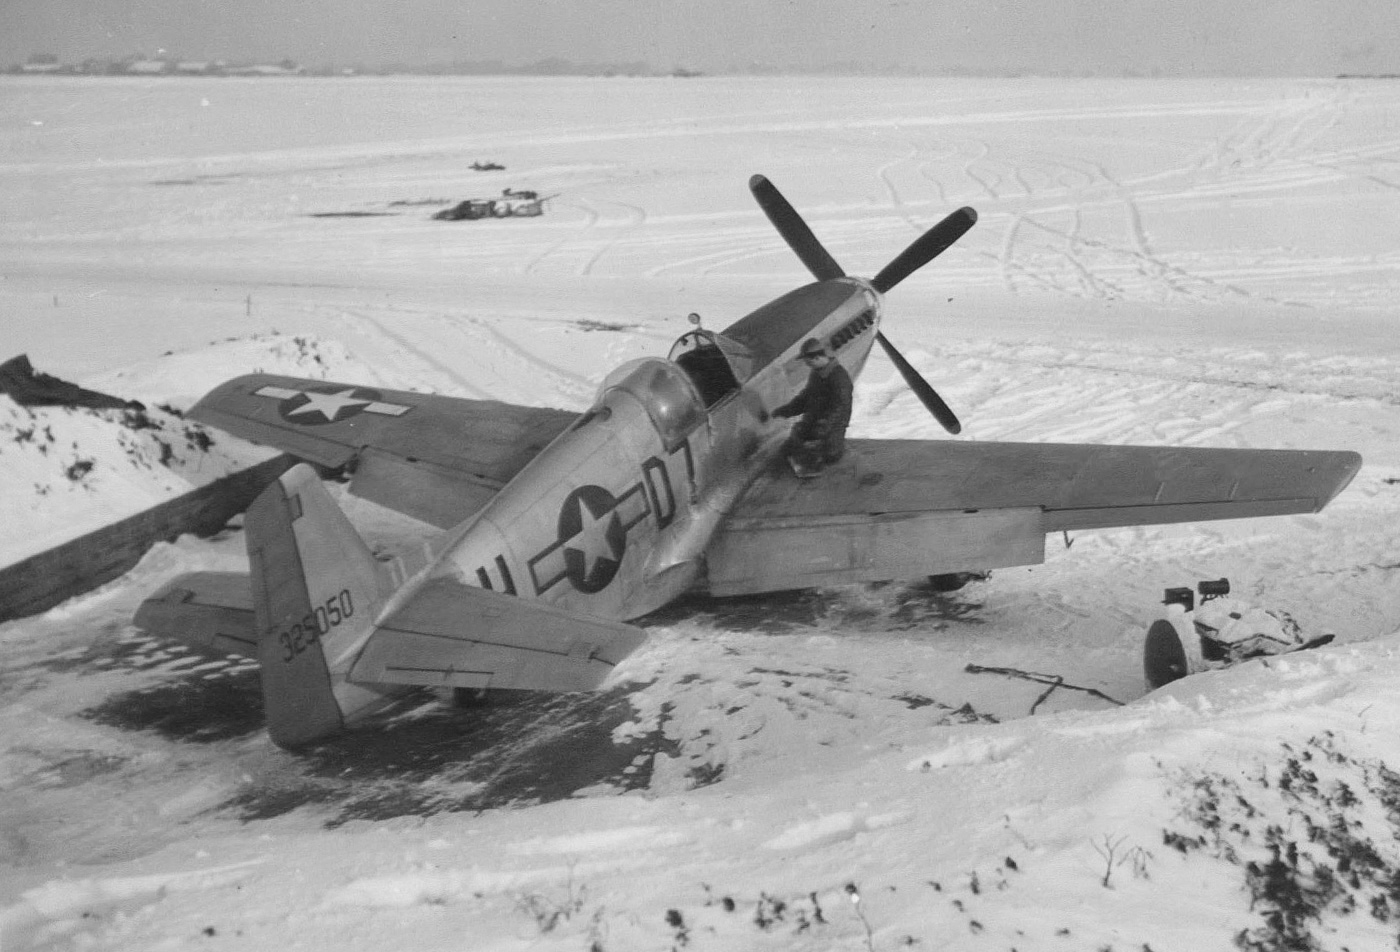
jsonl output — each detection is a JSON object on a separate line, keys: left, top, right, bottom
{"left": 245, "top": 463, "right": 391, "bottom": 748}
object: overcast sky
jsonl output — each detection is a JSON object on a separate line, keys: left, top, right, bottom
{"left": 4, "top": 0, "right": 1398, "bottom": 75}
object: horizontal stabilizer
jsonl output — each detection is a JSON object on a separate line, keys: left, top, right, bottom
{"left": 351, "top": 577, "right": 646, "bottom": 693}
{"left": 133, "top": 571, "right": 256, "bottom": 657}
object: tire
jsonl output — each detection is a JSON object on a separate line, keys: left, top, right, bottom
{"left": 452, "top": 687, "right": 489, "bottom": 707}
{"left": 927, "top": 572, "right": 986, "bottom": 593}
{"left": 1144, "top": 619, "right": 1189, "bottom": 689}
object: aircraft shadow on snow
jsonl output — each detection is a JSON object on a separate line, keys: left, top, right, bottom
{"left": 45, "top": 583, "right": 984, "bottom": 825}
{"left": 647, "top": 578, "right": 986, "bottom": 634}
{"left": 71, "top": 656, "right": 668, "bottom": 824}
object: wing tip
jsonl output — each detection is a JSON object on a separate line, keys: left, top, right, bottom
{"left": 1318, "top": 449, "right": 1363, "bottom": 510}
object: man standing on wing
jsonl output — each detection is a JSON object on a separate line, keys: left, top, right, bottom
{"left": 774, "top": 338, "right": 853, "bottom": 475}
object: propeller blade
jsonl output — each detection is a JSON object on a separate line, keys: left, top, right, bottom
{"left": 870, "top": 207, "right": 978, "bottom": 295}
{"left": 875, "top": 332, "right": 962, "bottom": 435}
{"left": 747, "top": 177, "right": 970, "bottom": 433}
{"left": 748, "top": 174, "right": 845, "bottom": 281}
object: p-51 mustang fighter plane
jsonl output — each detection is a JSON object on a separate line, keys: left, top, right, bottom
{"left": 136, "top": 176, "right": 1360, "bottom": 749}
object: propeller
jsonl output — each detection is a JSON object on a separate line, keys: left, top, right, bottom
{"left": 749, "top": 174, "right": 845, "bottom": 281}
{"left": 874, "top": 332, "right": 963, "bottom": 434}
{"left": 871, "top": 206, "right": 977, "bottom": 294}
{"left": 748, "top": 174, "right": 975, "bottom": 435}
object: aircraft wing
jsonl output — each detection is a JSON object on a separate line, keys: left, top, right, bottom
{"left": 189, "top": 374, "right": 578, "bottom": 528}
{"left": 348, "top": 577, "right": 647, "bottom": 693}
{"left": 705, "top": 438, "right": 1361, "bottom": 596}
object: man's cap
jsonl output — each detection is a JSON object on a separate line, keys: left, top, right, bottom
{"left": 799, "top": 338, "right": 828, "bottom": 357}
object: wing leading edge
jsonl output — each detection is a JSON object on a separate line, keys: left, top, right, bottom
{"left": 706, "top": 438, "right": 1360, "bottom": 595}
{"left": 189, "top": 374, "right": 577, "bottom": 528}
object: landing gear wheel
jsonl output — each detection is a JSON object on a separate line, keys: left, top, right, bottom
{"left": 1144, "top": 619, "right": 1189, "bottom": 689}
{"left": 927, "top": 572, "right": 989, "bottom": 593}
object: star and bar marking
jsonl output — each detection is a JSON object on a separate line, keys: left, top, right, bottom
{"left": 255, "top": 385, "right": 413, "bottom": 425}
{"left": 529, "top": 482, "right": 651, "bottom": 595}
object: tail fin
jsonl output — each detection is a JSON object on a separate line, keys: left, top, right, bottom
{"left": 245, "top": 463, "right": 395, "bottom": 748}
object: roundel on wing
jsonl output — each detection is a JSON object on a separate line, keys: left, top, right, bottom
{"left": 277, "top": 385, "right": 384, "bottom": 425}
{"left": 557, "top": 484, "right": 626, "bottom": 593}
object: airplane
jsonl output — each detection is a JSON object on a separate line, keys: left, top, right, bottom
{"left": 134, "top": 175, "right": 1361, "bottom": 749}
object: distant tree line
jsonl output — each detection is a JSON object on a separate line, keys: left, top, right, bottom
{"left": 5, "top": 53, "right": 709, "bottom": 79}
{"left": 7, "top": 52, "right": 305, "bottom": 76}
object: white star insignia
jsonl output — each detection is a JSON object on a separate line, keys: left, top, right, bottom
{"left": 287, "top": 388, "right": 371, "bottom": 423}
{"left": 565, "top": 496, "right": 622, "bottom": 578}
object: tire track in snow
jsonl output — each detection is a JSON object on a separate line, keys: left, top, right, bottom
{"left": 1019, "top": 212, "right": 1246, "bottom": 304}
{"left": 962, "top": 139, "right": 1005, "bottom": 200}
{"left": 915, "top": 142, "right": 962, "bottom": 207}
{"left": 972, "top": 145, "right": 1156, "bottom": 300}
{"left": 523, "top": 198, "right": 600, "bottom": 276}
{"left": 1107, "top": 94, "right": 1355, "bottom": 304}
{"left": 950, "top": 343, "right": 1400, "bottom": 422}
{"left": 338, "top": 306, "right": 601, "bottom": 406}
{"left": 1119, "top": 190, "right": 1196, "bottom": 301}
{"left": 1298, "top": 136, "right": 1400, "bottom": 193}
{"left": 1140, "top": 86, "right": 1350, "bottom": 200}
{"left": 979, "top": 85, "right": 1360, "bottom": 307}
{"left": 876, "top": 141, "right": 928, "bottom": 234}
{"left": 997, "top": 213, "right": 1061, "bottom": 295}
{"left": 644, "top": 224, "right": 785, "bottom": 276}
{"left": 336, "top": 309, "right": 497, "bottom": 399}
{"left": 524, "top": 198, "right": 649, "bottom": 277}
{"left": 1056, "top": 206, "right": 1123, "bottom": 300}
{"left": 646, "top": 213, "right": 897, "bottom": 278}
{"left": 1089, "top": 159, "right": 1204, "bottom": 303}
{"left": 996, "top": 211, "right": 1091, "bottom": 297}
{"left": 862, "top": 332, "right": 1400, "bottom": 449}
{"left": 580, "top": 200, "right": 647, "bottom": 275}
{"left": 431, "top": 313, "right": 596, "bottom": 405}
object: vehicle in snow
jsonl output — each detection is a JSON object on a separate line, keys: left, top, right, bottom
{"left": 1143, "top": 578, "right": 1335, "bottom": 689}
{"left": 433, "top": 189, "right": 547, "bottom": 221}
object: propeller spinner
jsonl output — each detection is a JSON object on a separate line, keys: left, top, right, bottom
{"left": 748, "top": 174, "right": 975, "bottom": 435}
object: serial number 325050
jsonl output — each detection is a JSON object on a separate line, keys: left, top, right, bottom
{"left": 278, "top": 589, "right": 354, "bottom": 662}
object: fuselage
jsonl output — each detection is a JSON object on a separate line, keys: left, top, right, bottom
{"left": 403, "top": 277, "right": 883, "bottom": 622}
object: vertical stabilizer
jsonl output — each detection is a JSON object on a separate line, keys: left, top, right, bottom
{"left": 245, "top": 463, "right": 391, "bottom": 748}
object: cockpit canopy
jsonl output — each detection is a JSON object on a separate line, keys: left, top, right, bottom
{"left": 589, "top": 329, "right": 755, "bottom": 448}
{"left": 667, "top": 329, "right": 752, "bottom": 407}
{"left": 597, "top": 358, "right": 704, "bottom": 450}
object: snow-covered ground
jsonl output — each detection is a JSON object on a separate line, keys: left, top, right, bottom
{"left": 2, "top": 75, "right": 1399, "bottom": 951}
